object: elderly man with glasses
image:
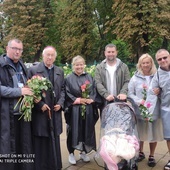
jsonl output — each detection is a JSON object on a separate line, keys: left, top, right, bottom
{"left": 146, "top": 49, "right": 170, "bottom": 170}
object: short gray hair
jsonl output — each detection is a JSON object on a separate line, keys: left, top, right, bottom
{"left": 105, "top": 43, "right": 117, "bottom": 51}
{"left": 42, "top": 46, "right": 57, "bottom": 56}
{"left": 155, "top": 49, "right": 169, "bottom": 58}
{"left": 8, "top": 38, "right": 22, "bottom": 46}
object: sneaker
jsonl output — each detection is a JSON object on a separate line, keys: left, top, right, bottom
{"left": 80, "top": 152, "right": 90, "bottom": 162}
{"left": 69, "top": 153, "right": 76, "bottom": 165}
{"left": 148, "top": 155, "right": 156, "bottom": 167}
{"left": 137, "top": 152, "right": 145, "bottom": 162}
{"left": 164, "top": 160, "right": 170, "bottom": 170}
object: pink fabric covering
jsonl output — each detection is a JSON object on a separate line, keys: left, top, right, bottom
{"left": 99, "top": 133, "right": 139, "bottom": 170}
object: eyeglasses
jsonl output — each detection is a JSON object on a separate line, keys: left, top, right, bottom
{"left": 157, "top": 56, "right": 168, "bottom": 61}
{"left": 10, "top": 47, "right": 23, "bottom": 52}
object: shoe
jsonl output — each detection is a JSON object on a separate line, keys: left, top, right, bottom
{"left": 148, "top": 155, "right": 156, "bottom": 167}
{"left": 137, "top": 152, "right": 145, "bottom": 162}
{"left": 69, "top": 153, "right": 76, "bottom": 165}
{"left": 164, "top": 160, "right": 170, "bottom": 170}
{"left": 80, "top": 152, "right": 90, "bottom": 162}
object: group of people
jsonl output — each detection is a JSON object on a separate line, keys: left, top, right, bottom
{"left": 0, "top": 38, "right": 170, "bottom": 170}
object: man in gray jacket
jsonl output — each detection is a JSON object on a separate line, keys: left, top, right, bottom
{"left": 95, "top": 43, "right": 130, "bottom": 110}
{"left": 147, "top": 49, "right": 170, "bottom": 170}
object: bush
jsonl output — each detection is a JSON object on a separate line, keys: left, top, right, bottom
{"left": 0, "top": 47, "right": 4, "bottom": 55}
{"left": 111, "top": 39, "right": 131, "bottom": 63}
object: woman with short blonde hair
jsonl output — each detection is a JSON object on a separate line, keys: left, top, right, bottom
{"left": 136, "top": 53, "right": 157, "bottom": 75}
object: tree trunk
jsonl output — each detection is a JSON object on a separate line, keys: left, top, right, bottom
{"left": 161, "top": 37, "right": 168, "bottom": 49}
{"left": 34, "top": 49, "right": 42, "bottom": 62}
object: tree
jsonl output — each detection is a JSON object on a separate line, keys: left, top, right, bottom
{"left": 1, "top": 0, "right": 56, "bottom": 62}
{"left": 156, "top": 0, "right": 170, "bottom": 50}
{"left": 93, "top": 0, "right": 116, "bottom": 60}
{"left": 55, "top": 0, "right": 99, "bottom": 64}
{"left": 108, "top": 0, "right": 170, "bottom": 61}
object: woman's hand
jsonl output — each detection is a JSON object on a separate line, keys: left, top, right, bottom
{"left": 80, "top": 98, "right": 86, "bottom": 105}
{"left": 85, "top": 99, "right": 94, "bottom": 104}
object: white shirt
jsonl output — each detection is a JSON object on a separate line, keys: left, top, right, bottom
{"left": 106, "top": 64, "right": 116, "bottom": 95}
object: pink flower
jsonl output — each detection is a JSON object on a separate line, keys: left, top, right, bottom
{"left": 81, "top": 84, "right": 86, "bottom": 92}
{"left": 80, "top": 80, "right": 91, "bottom": 119}
{"left": 140, "top": 100, "right": 145, "bottom": 105}
{"left": 32, "top": 75, "right": 42, "bottom": 80}
{"left": 145, "top": 102, "right": 151, "bottom": 108}
{"left": 85, "top": 80, "right": 90, "bottom": 85}
{"left": 142, "top": 84, "right": 148, "bottom": 89}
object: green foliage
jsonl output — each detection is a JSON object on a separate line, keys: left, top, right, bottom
{"left": 0, "top": 47, "right": 4, "bottom": 55}
{"left": 1, "top": 0, "right": 56, "bottom": 62}
{"left": 85, "top": 65, "right": 96, "bottom": 77}
{"left": 54, "top": 0, "right": 99, "bottom": 63}
{"left": 62, "top": 63, "right": 96, "bottom": 78}
{"left": 111, "top": 39, "right": 131, "bottom": 62}
{"left": 93, "top": 0, "right": 116, "bottom": 60}
{"left": 109, "top": 0, "right": 170, "bottom": 59}
{"left": 62, "top": 63, "right": 72, "bottom": 77}
{"left": 1, "top": 0, "right": 170, "bottom": 64}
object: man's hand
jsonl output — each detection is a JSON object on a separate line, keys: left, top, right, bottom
{"left": 54, "top": 104, "right": 61, "bottom": 111}
{"left": 153, "top": 88, "right": 160, "bottom": 96}
{"left": 21, "top": 87, "right": 33, "bottom": 96}
{"left": 117, "top": 94, "right": 127, "bottom": 100}
{"left": 41, "top": 104, "right": 50, "bottom": 112}
{"left": 34, "top": 97, "right": 41, "bottom": 103}
{"left": 106, "top": 95, "right": 114, "bottom": 101}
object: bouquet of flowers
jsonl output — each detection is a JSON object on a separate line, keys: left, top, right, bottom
{"left": 139, "top": 102, "right": 153, "bottom": 122}
{"left": 139, "top": 84, "right": 153, "bottom": 122}
{"left": 80, "top": 80, "right": 91, "bottom": 119}
{"left": 14, "top": 75, "right": 52, "bottom": 122}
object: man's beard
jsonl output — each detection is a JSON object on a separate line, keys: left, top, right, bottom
{"left": 107, "top": 57, "right": 116, "bottom": 62}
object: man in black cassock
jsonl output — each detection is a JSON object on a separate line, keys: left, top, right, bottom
{"left": 28, "top": 46, "right": 65, "bottom": 170}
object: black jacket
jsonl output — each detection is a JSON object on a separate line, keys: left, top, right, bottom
{"left": 28, "top": 62, "right": 65, "bottom": 136}
{"left": 0, "top": 54, "right": 33, "bottom": 157}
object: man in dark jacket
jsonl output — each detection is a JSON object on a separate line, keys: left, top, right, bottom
{"left": 28, "top": 46, "right": 65, "bottom": 170}
{"left": 0, "top": 38, "right": 34, "bottom": 170}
